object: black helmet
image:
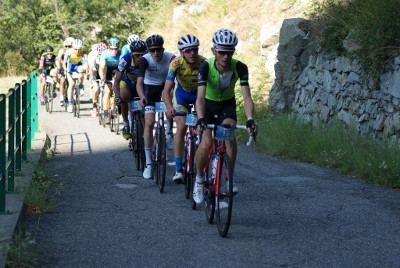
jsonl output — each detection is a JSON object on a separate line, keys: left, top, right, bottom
{"left": 130, "top": 40, "right": 147, "bottom": 53}
{"left": 146, "top": 34, "right": 164, "bottom": 47}
{"left": 44, "top": 45, "right": 54, "bottom": 53}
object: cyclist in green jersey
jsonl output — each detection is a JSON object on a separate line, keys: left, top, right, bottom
{"left": 192, "top": 29, "right": 258, "bottom": 204}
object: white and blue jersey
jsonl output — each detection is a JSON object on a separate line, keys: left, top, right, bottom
{"left": 117, "top": 53, "right": 139, "bottom": 89}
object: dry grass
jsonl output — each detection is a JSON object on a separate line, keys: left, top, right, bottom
{"left": 145, "top": 0, "right": 311, "bottom": 95}
{"left": 0, "top": 76, "right": 26, "bottom": 94}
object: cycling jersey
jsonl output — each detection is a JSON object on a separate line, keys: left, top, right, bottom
{"left": 117, "top": 53, "right": 139, "bottom": 88}
{"left": 100, "top": 48, "right": 121, "bottom": 67}
{"left": 166, "top": 55, "right": 206, "bottom": 93}
{"left": 198, "top": 57, "right": 249, "bottom": 102}
{"left": 138, "top": 52, "right": 175, "bottom": 86}
{"left": 64, "top": 48, "right": 87, "bottom": 65}
{"left": 88, "top": 50, "right": 100, "bottom": 71}
{"left": 120, "top": 44, "right": 130, "bottom": 59}
{"left": 40, "top": 53, "right": 56, "bottom": 73}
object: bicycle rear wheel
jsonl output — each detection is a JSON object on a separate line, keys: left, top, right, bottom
{"left": 215, "top": 152, "right": 233, "bottom": 237}
{"left": 49, "top": 83, "right": 54, "bottom": 114}
{"left": 189, "top": 138, "right": 197, "bottom": 210}
{"left": 205, "top": 157, "right": 215, "bottom": 224}
{"left": 156, "top": 127, "right": 166, "bottom": 193}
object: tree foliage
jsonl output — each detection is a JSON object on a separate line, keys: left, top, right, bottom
{"left": 0, "top": 0, "right": 154, "bottom": 76}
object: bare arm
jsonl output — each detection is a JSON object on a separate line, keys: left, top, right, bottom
{"left": 113, "top": 71, "right": 123, "bottom": 97}
{"left": 241, "top": 85, "right": 254, "bottom": 119}
{"left": 162, "top": 80, "right": 175, "bottom": 118}
{"left": 99, "top": 62, "right": 105, "bottom": 80}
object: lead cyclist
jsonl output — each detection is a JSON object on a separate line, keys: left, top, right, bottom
{"left": 192, "top": 29, "right": 258, "bottom": 204}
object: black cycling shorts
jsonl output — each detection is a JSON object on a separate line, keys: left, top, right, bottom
{"left": 204, "top": 97, "right": 237, "bottom": 125}
{"left": 104, "top": 66, "right": 117, "bottom": 81}
{"left": 143, "top": 84, "right": 164, "bottom": 106}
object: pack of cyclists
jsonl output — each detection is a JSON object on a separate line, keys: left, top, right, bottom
{"left": 39, "top": 29, "right": 258, "bottom": 204}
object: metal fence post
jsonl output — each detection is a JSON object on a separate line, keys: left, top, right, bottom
{"left": 27, "top": 74, "right": 32, "bottom": 151}
{"left": 15, "top": 83, "right": 22, "bottom": 172}
{"left": 21, "top": 80, "right": 28, "bottom": 160}
{"left": 7, "top": 89, "right": 15, "bottom": 193}
{"left": 0, "top": 94, "right": 7, "bottom": 213}
{"left": 31, "top": 71, "right": 38, "bottom": 139}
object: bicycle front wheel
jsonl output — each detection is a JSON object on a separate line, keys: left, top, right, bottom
{"left": 183, "top": 133, "right": 190, "bottom": 199}
{"left": 76, "top": 88, "right": 80, "bottom": 118}
{"left": 156, "top": 127, "right": 166, "bottom": 193}
{"left": 215, "top": 152, "right": 233, "bottom": 237}
{"left": 205, "top": 157, "right": 215, "bottom": 224}
{"left": 49, "top": 83, "right": 54, "bottom": 113}
{"left": 45, "top": 83, "right": 50, "bottom": 112}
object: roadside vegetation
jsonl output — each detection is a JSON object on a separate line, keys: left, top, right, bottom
{"left": 306, "top": 0, "right": 400, "bottom": 78}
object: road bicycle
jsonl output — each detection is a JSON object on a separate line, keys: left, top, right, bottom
{"left": 153, "top": 102, "right": 167, "bottom": 193}
{"left": 44, "top": 74, "right": 56, "bottom": 114}
{"left": 182, "top": 111, "right": 198, "bottom": 210}
{"left": 200, "top": 123, "right": 254, "bottom": 237}
{"left": 71, "top": 71, "right": 83, "bottom": 118}
{"left": 109, "top": 88, "right": 120, "bottom": 134}
{"left": 92, "top": 79, "right": 104, "bottom": 124}
{"left": 129, "top": 98, "right": 145, "bottom": 172}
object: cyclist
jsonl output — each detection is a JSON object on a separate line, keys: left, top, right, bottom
{"left": 63, "top": 39, "right": 88, "bottom": 113}
{"left": 39, "top": 45, "right": 57, "bottom": 105}
{"left": 192, "top": 29, "right": 258, "bottom": 204}
{"left": 162, "top": 34, "right": 206, "bottom": 183}
{"left": 87, "top": 43, "right": 98, "bottom": 101}
{"left": 136, "top": 34, "right": 176, "bottom": 179}
{"left": 114, "top": 40, "right": 147, "bottom": 140}
{"left": 99, "top": 37, "right": 121, "bottom": 123}
{"left": 88, "top": 42, "right": 107, "bottom": 117}
{"left": 120, "top": 34, "right": 140, "bottom": 59}
{"left": 56, "top": 37, "right": 74, "bottom": 106}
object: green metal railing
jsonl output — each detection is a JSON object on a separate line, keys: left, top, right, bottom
{"left": 0, "top": 71, "right": 38, "bottom": 213}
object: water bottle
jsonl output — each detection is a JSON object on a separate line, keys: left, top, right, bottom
{"left": 210, "top": 153, "right": 218, "bottom": 180}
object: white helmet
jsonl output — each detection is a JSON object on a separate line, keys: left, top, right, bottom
{"left": 91, "top": 44, "right": 97, "bottom": 51}
{"left": 212, "top": 29, "right": 238, "bottom": 49}
{"left": 177, "top": 34, "right": 199, "bottom": 51}
{"left": 64, "top": 37, "right": 75, "bottom": 46}
{"left": 127, "top": 34, "right": 140, "bottom": 45}
{"left": 73, "top": 39, "right": 83, "bottom": 49}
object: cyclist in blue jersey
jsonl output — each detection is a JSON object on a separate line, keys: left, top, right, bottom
{"left": 192, "top": 29, "right": 258, "bottom": 204}
{"left": 136, "top": 34, "right": 176, "bottom": 179}
{"left": 162, "top": 34, "right": 206, "bottom": 183}
{"left": 114, "top": 40, "right": 147, "bottom": 140}
{"left": 120, "top": 34, "right": 140, "bottom": 59}
{"left": 99, "top": 37, "right": 121, "bottom": 123}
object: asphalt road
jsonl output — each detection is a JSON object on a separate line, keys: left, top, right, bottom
{"left": 25, "top": 83, "right": 400, "bottom": 267}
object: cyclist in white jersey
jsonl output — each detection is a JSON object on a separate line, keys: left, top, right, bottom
{"left": 88, "top": 42, "right": 107, "bottom": 117}
{"left": 136, "top": 34, "right": 176, "bottom": 179}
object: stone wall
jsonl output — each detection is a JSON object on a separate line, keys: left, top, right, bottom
{"left": 269, "top": 18, "right": 400, "bottom": 141}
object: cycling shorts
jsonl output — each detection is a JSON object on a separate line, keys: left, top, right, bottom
{"left": 40, "top": 68, "right": 57, "bottom": 82}
{"left": 120, "top": 80, "right": 138, "bottom": 99}
{"left": 67, "top": 62, "right": 82, "bottom": 73}
{"left": 104, "top": 66, "right": 117, "bottom": 81}
{"left": 204, "top": 97, "right": 237, "bottom": 125}
{"left": 93, "top": 70, "right": 100, "bottom": 80}
{"left": 173, "top": 84, "right": 196, "bottom": 115}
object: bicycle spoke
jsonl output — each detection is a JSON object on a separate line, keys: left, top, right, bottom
{"left": 215, "top": 152, "right": 233, "bottom": 237}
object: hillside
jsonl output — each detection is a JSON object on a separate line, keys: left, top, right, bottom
{"left": 142, "top": 0, "right": 315, "bottom": 98}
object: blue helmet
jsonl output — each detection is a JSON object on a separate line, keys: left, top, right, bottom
{"left": 108, "top": 37, "right": 120, "bottom": 47}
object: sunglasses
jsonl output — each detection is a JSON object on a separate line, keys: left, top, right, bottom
{"left": 182, "top": 47, "right": 199, "bottom": 54}
{"left": 110, "top": 47, "right": 119, "bottom": 51}
{"left": 133, "top": 53, "right": 145, "bottom": 56}
{"left": 149, "top": 47, "right": 163, "bottom": 53}
{"left": 65, "top": 45, "right": 72, "bottom": 48}
{"left": 216, "top": 50, "right": 234, "bottom": 56}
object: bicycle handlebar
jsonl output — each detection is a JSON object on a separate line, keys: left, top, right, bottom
{"left": 197, "top": 124, "right": 256, "bottom": 146}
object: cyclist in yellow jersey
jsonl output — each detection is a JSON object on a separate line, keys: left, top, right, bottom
{"left": 162, "top": 34, "right": 206, "bottom": 183}
{"left": 63, "top": 39, "right": 88, "bottom": 113}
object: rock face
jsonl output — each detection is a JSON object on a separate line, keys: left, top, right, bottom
{"left": 269, "top": 18, "right": 400, "bottom": 141}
